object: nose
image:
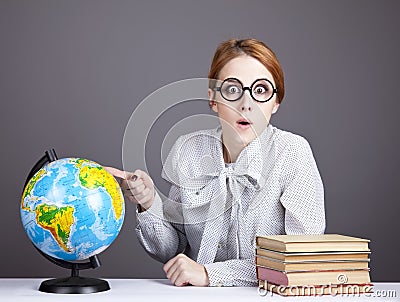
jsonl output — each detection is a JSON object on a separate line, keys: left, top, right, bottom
{"left": 240, "top": 90, "right": 252, "bottom": 112}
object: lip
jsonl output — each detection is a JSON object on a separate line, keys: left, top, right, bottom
{"left": 236, "top": 118, "right": 252, "bottom": 130}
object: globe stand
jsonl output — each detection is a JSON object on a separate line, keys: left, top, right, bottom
{"left": 37, "top": 250, "right": 110, "bottom": 294}
{"left": 25, "top": 149, "right": 110, "bottom": 294}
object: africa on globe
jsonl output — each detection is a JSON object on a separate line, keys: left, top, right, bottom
{"left": 20, "top": 158, "right": 125, "bottom": 261}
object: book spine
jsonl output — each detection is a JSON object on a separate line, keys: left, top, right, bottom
{"left": 258, "top": 267, "right": 371, "bottom": 286}
{"left": 257, "top": 266, "right": 288, "bottom": 286}
{"left": 256, "top": 255, "right": 369, "bottom": 271}
{"left": 257, "top": 238, "right": 285, "bottom": 252}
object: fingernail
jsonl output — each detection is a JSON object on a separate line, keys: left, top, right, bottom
{"left": 132, "top": 175, "right": 138, "bottom": 181}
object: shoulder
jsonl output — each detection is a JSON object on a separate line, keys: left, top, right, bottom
{"left": 269, "top": 125, "right": 313, "bottom": 158}
{"left": 176, "top": 128, "right": 220, "bottom": 145}
{"left": 172, "top": 128, "right": 221, "bottom": 156}
{"left": 161, "top": 128, "right": 222, "bottom": 183}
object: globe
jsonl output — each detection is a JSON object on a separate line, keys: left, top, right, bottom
{"left": 20, "top": 157, "right": 125, "bottom": 262}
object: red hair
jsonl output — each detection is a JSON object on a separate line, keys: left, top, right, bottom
{"left": 208, "top": 38, "right": 285, "bottom": 104}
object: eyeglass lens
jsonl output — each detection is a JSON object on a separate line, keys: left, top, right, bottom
{"left": 220, "top": 78, "right": 275, "bottom": 102}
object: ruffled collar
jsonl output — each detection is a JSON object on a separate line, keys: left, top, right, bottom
{"left": 162, "top": 123, "right": 274, "bottom": 192}
{"left": 211, "top": 123, "right": 274, "bottom": 190}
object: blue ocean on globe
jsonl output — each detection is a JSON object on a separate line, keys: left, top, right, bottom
{"left": 20, "top": 158, "right": 125, "bottom": 261}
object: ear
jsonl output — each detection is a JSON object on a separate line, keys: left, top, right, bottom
{"left": 208, "top": 88, "right": 218, "bottom": 113}
{"left": 272, "top": 102, "right": 280, "bottom": 114}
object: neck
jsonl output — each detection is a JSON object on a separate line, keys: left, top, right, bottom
{"left": 222, "top": 135, "right": 246, "bottom": 163}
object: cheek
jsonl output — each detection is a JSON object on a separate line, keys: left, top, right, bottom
{"left": 217, "top": 102, "right": 239, "bottom": 117}
{"left": 259, "top": 102, "right": 276, "bottom": 117}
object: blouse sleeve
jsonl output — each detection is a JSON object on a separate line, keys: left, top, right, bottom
{"left": 135, "top": 184, "right": 188, "bottom": 263}
{"left": 204, "top": 259, "right": 257, "bottom": 287}
{"left": 279, "top": 135, "right": 326, "bottom": 234}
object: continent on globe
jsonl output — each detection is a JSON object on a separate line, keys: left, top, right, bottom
{"left": 35, "top": 204, "right": 74, "bottom": 252}
{"left": 76, "top": 159, "right": 124, "bottom": 220}
{"left": 20, "top": 158, "right": 125, "bottom": 261}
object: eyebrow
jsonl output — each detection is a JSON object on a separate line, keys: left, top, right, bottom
{"left": 220, "top": 77, "right": 275, "bottom": 86}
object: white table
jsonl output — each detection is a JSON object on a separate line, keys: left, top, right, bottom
{"left": 0, "top": 279, "right": 398, "bottom": 301}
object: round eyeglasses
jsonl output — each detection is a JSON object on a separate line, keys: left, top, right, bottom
{"left": 213, "top": 77, "right": 278, "bottom": 103}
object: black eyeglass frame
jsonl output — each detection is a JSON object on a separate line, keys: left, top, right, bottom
{"left": 212, "top": 77, "right": 278, "bottom": 103}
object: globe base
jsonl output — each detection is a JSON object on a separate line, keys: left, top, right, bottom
{"left": 39, "top": 276, "right": 110, "bottom": 294}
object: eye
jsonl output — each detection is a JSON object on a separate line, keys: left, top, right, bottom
{"left": 253, "top": 84, "right": 268, "bottom": 95}
{"left": 224, "top": 85, "right": 241, "bottom": 94}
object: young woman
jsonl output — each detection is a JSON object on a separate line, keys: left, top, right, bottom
{"left": 107, "top": 38, "right": 325, "bottom": 287}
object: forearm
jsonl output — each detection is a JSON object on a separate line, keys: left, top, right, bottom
{"left": 204, "top": 259, "right": 257, "bottom": 287}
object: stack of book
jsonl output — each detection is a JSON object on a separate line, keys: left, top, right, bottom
{"left": 255, "top": 234, "right": 373, "bottom": 296}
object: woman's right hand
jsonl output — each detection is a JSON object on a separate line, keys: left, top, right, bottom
{"left": 104, "top": 166, "right": 155, "bottom": 212}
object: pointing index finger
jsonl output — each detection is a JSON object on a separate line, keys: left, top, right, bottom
{"left": 104, "top": 166, "right": 134, "bottom": 180}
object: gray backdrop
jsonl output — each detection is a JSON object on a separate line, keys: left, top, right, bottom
{"left": 1, "top": 0, "right": 399, "bottom": 282}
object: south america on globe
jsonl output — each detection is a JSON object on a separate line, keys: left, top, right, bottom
{"left": 20, "top": 158, "right": 125, "bottom": 261}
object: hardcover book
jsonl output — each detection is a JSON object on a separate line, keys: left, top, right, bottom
{"left": 255, "top": 255, "right": 369, "bottom": 271}
{"left": 256, "top": 266, "right": 371, "bottom": 286}
{"left": 256, "top": 234, "right": 370, "bottom": 253}
{"left": 256, "top": 248, "right": 371, "bottom": 262}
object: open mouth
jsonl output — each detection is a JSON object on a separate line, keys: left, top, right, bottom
{"left": 237, "top": 119, "right": 251, "bottom": 126}
{"left": 236, "top": 119, "right": 252, "bottom": 127}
